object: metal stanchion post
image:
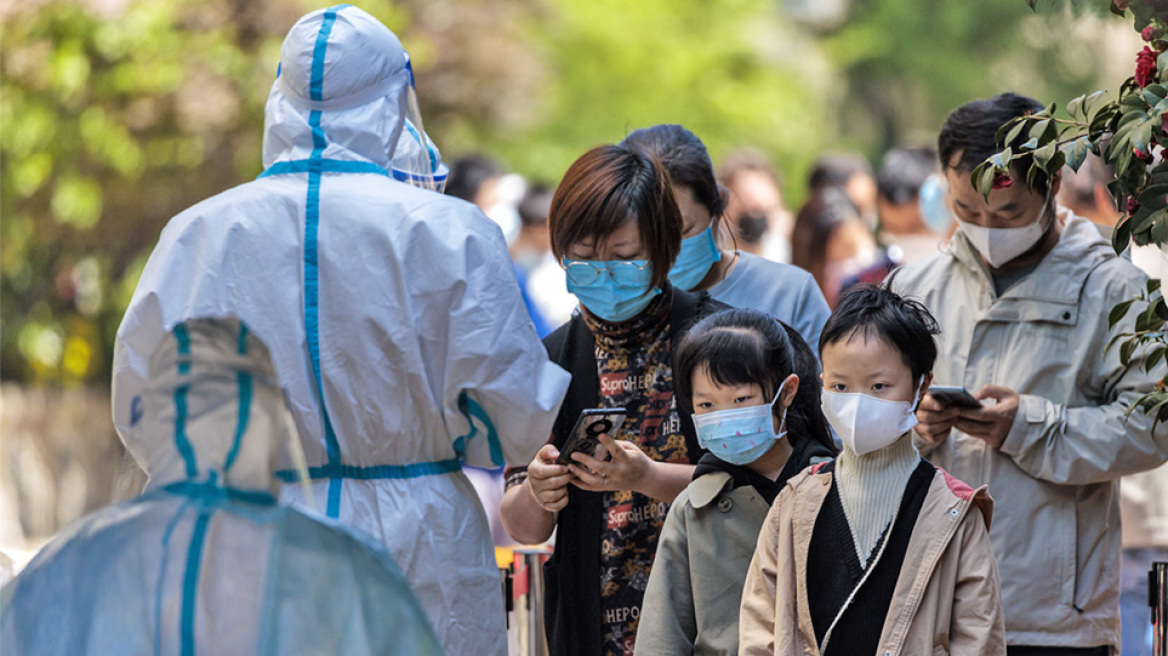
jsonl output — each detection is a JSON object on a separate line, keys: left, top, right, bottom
{"left": 511, "top": 546, "right": 551, "bottom": 656}
{"left": 1153, "top": 561, "right": 1167, "bottom": 656}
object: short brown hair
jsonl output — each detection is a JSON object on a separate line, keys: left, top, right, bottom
{"left": 549, "top": 145, "right": 682, "bottom": 289}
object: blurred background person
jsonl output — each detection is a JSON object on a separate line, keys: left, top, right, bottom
{"left": 447, "top": 152, "right": 528, "bottom": 242}
{"left": 622, "top": 124, "right": 830, "bottom": 353}
{"left": 1058, "top": 153, "right": 1121, "bottom": 239}
{"left": 790, "top": 188, "right": 879, "bottom": 307}
{"left": 808, "top": 152, "right": 879, "bottom": 230}
{"left": 719, "top": 149, "right": 794, "bottom": 263}
{"left": 876, "top": 146, "right": 946, "bottom": 265}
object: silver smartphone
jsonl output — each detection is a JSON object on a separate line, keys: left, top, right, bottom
{"left": 556, "top": 408, "right": 627, "bottom": 465}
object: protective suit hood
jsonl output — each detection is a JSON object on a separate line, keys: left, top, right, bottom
{"left": 263, "top": 6, "right": 407, "bottom": 171}
{"left": 262, "top": 6, "right": 446, "bottom": 188}
{"left": 125, "top": 318, "right": 297, "bottom": 496}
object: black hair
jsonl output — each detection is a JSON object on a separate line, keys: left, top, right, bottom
{"left": 937, "top": 92, "right": 1050, "bottom": 193}
{"left": 518, "top": 182, "right": 553, "bottom": 227}
{"left": 819, "top": 284, "right": 940, "bottom": 382}
{"left": 620, "top": 124, "right": 728, "bottom": 221}
{"left": 877, "top": 147, "right": 937, "bottom": 205}
{"left": 675, "top": 308, "right": 837, "bottom": 455}
{"left": 808, "top": 153, "right": 873, "bottom": 192}
{"left": 445, "top": 154, "right": 503, "bottom": 203}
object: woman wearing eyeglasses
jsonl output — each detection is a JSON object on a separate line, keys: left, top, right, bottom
{"left": 500, "top": 144, "right": 727, "bottom": 656}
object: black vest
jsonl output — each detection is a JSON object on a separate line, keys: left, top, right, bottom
{"left": 540, "top": 288, "right": 726, "bottom": 656}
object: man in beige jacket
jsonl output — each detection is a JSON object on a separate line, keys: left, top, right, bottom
{"left": 891, "top": 92, "right": 1168, "bottom": 655}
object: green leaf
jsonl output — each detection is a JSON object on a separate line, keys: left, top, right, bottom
{"left": 975, "top": 165, "right": 996, "bottom": 199}
{"left": 1157, "top": 298, "right": 1168, "bottom": 320}
{"left": 1122, "top": 93, "right": 1149, "bottom": 113}
{"left": 1122, "top": 339, "right": 1137, "bottom": 366}
{"left": 1147, "top": 347, "right": 1168, "bottom": 374}
{"left": 998, "top": 118, "right": 1024, "bottom": 146}
{"left": 1067, "top": 94, "right": 1085, "bottom": 119}
{"left": 1114, "top": 213, "right": 1134, "bottom": 254}
{"left": 1063, "top": 137, "right": 1090, "bottom": 172}
{"left": 1150, "top": 278, "right": 1164, "bottom": 294}
{"left": 1029, "top": 119, "right": 1052, "bottom": 141}
{"left": 1152, "top": 211, "right": 1168, "bottom": 245}
{"left": 1144, "top": 84, "right": 1168, "bottom": 105}
{"left": 1110, "top": 298, "right": 1137, "bottom": 329}
{"left": 1107, "top": 330, "right": 1135, "bottom": 355}
{"left": 1083, "top": 91, "right": 1107, "bottom": 114}
{"left": 1033, "top": 139, "right": 1059, "bottom": 169}
{"left": 1158, "top": 53, "right": 1168, "bottom": 85}
{"left": 1136, "top": 303, "right": 1163, "bottom": 333}
{"left": 1138, "top": 183, "right": 1168, "bottom": 211}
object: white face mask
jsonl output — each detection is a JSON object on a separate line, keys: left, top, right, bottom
{"left": 820, "top": 380, "right": 922, "bottom": 456}
{"left": 956, "top": 194, "right": 1051, "bottom": 268}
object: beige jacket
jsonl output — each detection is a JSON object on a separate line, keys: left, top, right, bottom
{"left": 891, "top": 210, "right": 1168, "bottom": 648}
{"left": 738, "top": 464, "right": 1005, "bottom": 656}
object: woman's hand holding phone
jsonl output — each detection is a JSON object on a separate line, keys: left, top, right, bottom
{"left": 567, "top": 433, "right": 652, "bottom": 493}
{"left": 527, "top": 444, "right": 574, "bottom": 513}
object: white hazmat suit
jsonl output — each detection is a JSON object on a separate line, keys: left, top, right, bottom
{"left": 112, "top": 7, "right": 570, "bottom": 653}
{"left": 3, "top": 318, "right": 443, "bottom": 655}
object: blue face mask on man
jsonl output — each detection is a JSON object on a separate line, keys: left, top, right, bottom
{"left": 692, "top": 381, "right": 787, "bottom": 465}
{"left": 563, "top": 258, "right": 661, "bottom": 323}
{"left": 669, "top": 225, "right": 722, "bottom": 291}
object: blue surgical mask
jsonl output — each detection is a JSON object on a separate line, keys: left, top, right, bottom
{"left": 918, "top": 173, "right": 954, "bottom": 235}
{"left": 692, "top": 382, "right": 787, "bottom": 465}
{"left": 563, "top": 258, "right": 662, "bottom": 323}
{"left": 669, "top": 225, "right": 722, "bottom": 291}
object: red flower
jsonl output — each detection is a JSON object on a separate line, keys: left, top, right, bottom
{"left": 1143, "top": 25, "right": 1158, "bottom": 42}
{"left": 1136, "top": 45, "right": 1158, "bottom": 88}
{"left": 1129, "top": 197, "right": 1142, "bottom": 214}
{"left": 1136, "top": 147, "right": 1155, "bottom": 163}
{"left": 991, "top": 172, "right": 1013, "bottom": 190}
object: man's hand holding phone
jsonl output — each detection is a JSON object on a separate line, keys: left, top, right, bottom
{"left": 917, "top": 384, "right": 1020, "bottom": 449}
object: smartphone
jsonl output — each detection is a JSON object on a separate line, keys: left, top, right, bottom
{"left": 927, "top": 385, "right": 983, "bottom": 409}
{"left": 556, "top": 408, "right": 627, "bottom": 466}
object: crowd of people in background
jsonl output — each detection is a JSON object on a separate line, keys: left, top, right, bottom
{"left": 3, "top": 6, "right": 1168, "bottom": 656}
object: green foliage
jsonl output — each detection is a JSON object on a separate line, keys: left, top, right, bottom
{"left": 0, "top": 0, "right": 1138, "bottom": 384}
{"left": 978, "top": 0, "right": 1168, "bottom": 427}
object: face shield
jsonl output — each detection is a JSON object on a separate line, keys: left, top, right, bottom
{"left": 391, "top": 54, "right": 449, "bottom": 193}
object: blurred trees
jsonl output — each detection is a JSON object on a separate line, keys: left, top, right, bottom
{"left": 0, "top": 0, "right": 1135, "bottom": 385}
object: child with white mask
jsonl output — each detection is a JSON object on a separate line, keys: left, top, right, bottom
{"left": 636, "top": 308, "right": 836, "bottom": 656}
{"left": 739, "top": 284, "right": 1006, "bottom": 656}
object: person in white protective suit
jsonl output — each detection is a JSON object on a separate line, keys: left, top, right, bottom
{"left": 111, "top": 6, "right": 571, "bottom": 654}
{"left": 2, "top": 318, "right": 443, "bottom": 655}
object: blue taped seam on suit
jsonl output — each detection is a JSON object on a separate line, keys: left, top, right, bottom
{"left": 258, "top": 159, "right": 389, "bottom": 178}
{"left": 274, "top": 458, "right": 461, "bottom": 482}
{"left": 304, "top": 6, "right": 345, "bottom": 518}
{"left": 163, "top": 480, "right": 277, "bottom": 507}
{"left": 173, "top": 388, "right": 199, "bottom": 479}
{"left": 222, "top": 371, "right": 252, "bottom": 473}
{"left": 172, "top": 326, "right": 198, "bottom": 478}
{"left": 174, "top": 324, "right": 191, "bottom": 375}
{"left": 180, "top": 510, "right": 212, "bottom": 656}
{"left": 155, "top": 502, "right": 191, "bottom": 656}
{"left": 458, "top": 392, "right": 505, "bottom": 467}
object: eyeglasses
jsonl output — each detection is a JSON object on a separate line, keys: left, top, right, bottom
{"left": 562, "top": 259, "right": 651, "bottom": 286}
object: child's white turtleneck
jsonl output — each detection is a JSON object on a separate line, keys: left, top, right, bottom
{"left": 835, "top": 434, "right": 921, "bottom": 567}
